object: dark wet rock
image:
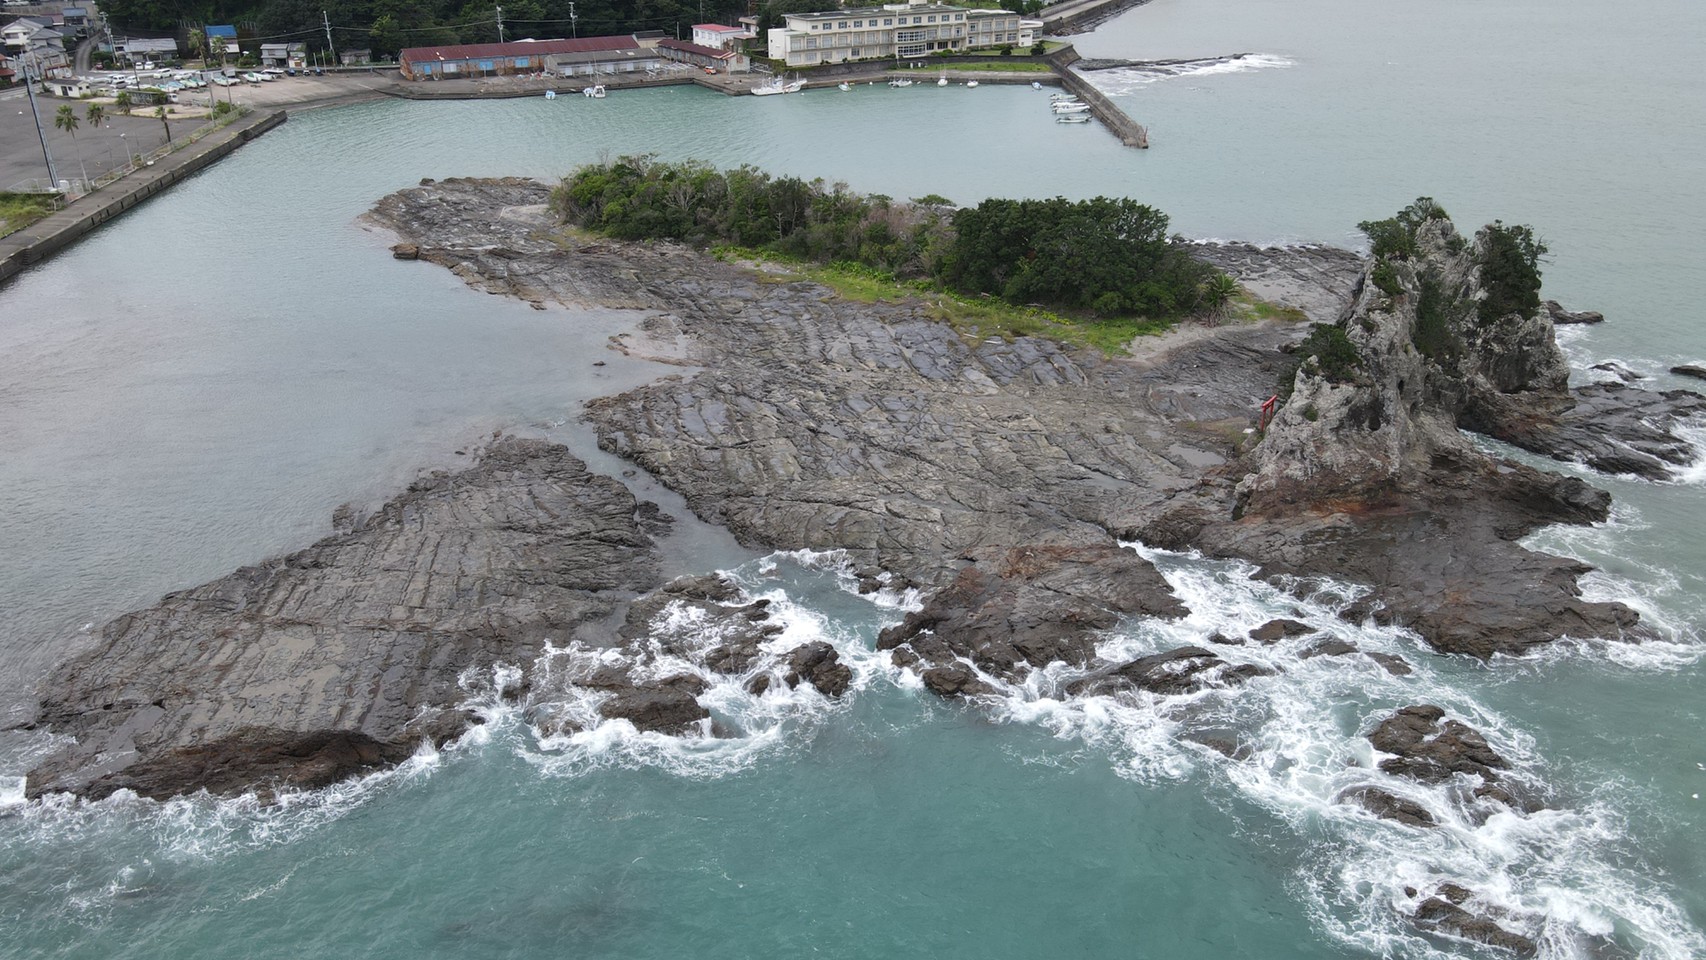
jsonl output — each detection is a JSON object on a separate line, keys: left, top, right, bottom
{"left": 1066, "top": 646, "right": 1270, "bottom": 697}
{"left": 390, "top": 242, "right": 419, "bottom": 260}
{"left": 1249, "top": 618, "right": 1312, "bottom": 644}
{"left": 1300, "top": 638, "right": 1359, "bottom": 659}
{"left": 1413, "top": 897, "right": 1538, "bottom": 957}
{"left": 27, "top": 439, "right": 662, "bottom": 801}
{"left": 1365, "top": 652, "right": 1414, "bottom": 676}
{"left": 921, "top": 663, "right": 997, "bottom": 699}
{"left": 1370, "top": 705, "right": 1508, "bottom": 783}
{"left": 1185, "top": 732, "right": 1254, "bottom": 761}
{"left": 1206, "top": 631, "right": 1242, "bottom": 646}
{"left": 596, "top": 681, "right": 709, "bottom": 734}
{"left": 1673, "top": 364, "right": 1706, "bottom": 381}
{"left": 1369, "top": 705, "right": 1541, "bottom": 813}
{"left": 1590, "top": 361, "right": 1644, "bottom": 382}
{"left": 1338, "top": 785, "right": 1437, "bottom": 828}
{"left": 1544, "top": 299, "right": 1604, "bottom": 325}
{"left": 876, "top": 545, "right": 1187, "bottom": 695}
{"left": 1485, "top": 381, "right": 1706, "bottom": 480}
{"left": 782, "top": 641, "right": 853, "bottom": 698}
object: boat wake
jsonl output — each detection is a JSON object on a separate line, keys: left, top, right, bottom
{"left": 1084, "top": 53, "right": 1295, "bottom": 96}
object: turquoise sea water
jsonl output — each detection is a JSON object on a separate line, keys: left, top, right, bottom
{"left": 2, "top": 0, "right": 1704, "bottom": 956}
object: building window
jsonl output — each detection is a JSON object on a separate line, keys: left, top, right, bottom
{"left": 927, "top": 14, "right": 935, "bottom": 22}
{"left": 851, "top": 47, "right": 860, "bottom": 56}
{"left": 884, "top": 18, "right": 892, "bottom": 24}
{"left": 838, "top": 21, "right": 847, "bottom": 28}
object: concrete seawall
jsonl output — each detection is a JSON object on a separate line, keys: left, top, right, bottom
{"left": 0, "top": 110, "right": 288, "bottom": 287}
{"left": 1041, "top": 0, "right": 1155, "bottom": 34}
{"left": 1046, "top": 47, "right": 1148, "bottom": 148}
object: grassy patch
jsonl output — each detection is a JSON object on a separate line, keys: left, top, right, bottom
{"left": 0, "top": 192, "right": 59, "bottom": 238}
{"left": 1227, "top": 290, "right": 1308, "bottom": 324}
{"left": 711, "top": 244, "right": 1174, "bottom": 355}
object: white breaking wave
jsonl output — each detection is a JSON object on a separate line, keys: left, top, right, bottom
{"left": 967, "top": 543, "right": 1705, "bottom": 959}
{"left": 1082, "top": 53, "right": 1295, "bottom": 97}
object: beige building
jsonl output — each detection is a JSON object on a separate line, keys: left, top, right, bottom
{"left": 766, "top": 1, "right": 1037, "bottom": 68}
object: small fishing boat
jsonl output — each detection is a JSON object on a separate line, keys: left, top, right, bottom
{"left": 543, "top": 89, "right": 556, "bottom": 99}
{"left": 1052, "top": 101, "right": 1091, "bottom": 113}
{"left": 1031, "top": 80, "right": 1043, "bottom": 90}
{"left": 889, "top": 78, "right": 914, "bottom": 87}
{"left": 966, "top": 80, "right": 979, "bottom": 88}
{"left": 1057, "top": 114, "right": 1092, "bottom": 123}
{"left": 583, "top": 84, "right": 606, "bottom": 98}
{"left": 838, "top": 81, "right": 852, "bottom": 92}
{"left": 752, "top": 75, "right": 806, "bottom": 96}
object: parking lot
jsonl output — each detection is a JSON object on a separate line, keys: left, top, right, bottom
{"left": 0, "top": 86, "right": 199, "bottom": 192}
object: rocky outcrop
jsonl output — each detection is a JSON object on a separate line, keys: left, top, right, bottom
{"left": 875, "top": 545, "right": 1188, "bottom": 696}
{"left": 1173, "top": 215, "right": 1649, "bottom": 657}
{"left": 1545, "top": 299, "right": 1603, "bottom": 325}
{"left": 370, "top": 180, "right": 1653, "bottom": 667}
{"left": 1064, "top": 645, "right": 1269, "bottom": 697}
{"left": 1368, "top": 705, "right": 1538, "bottom": 813}
{"left": 26, "top": 439, "right": 665, "bottom": 800}
{"left": 1671, "top": 364, "right": 1706, "bottom": 382}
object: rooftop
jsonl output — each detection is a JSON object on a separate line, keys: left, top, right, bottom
{"left": 400, "top": 35, "right": 638, "bottom": 63}
{"left": 692, "top": 23, "right": 742, "bottom": 32}
{"left": 659, "top": 38, "right": 736, "bottom": 58}
{"left": 784, "top": 4, "right": 967, "bottom": 23}
{"left": 206, "top": 24, "right": 237, "bottom": 38}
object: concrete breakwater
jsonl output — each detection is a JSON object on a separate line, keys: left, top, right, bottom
{"left": 1047, "top": 47, "right": 1149, "bottom": 147}
{"left": 1041, "top": 0, "right": 1156, "bottom": 34}
{"left": 0, "top": 110, "right": 288, "bottom": 287}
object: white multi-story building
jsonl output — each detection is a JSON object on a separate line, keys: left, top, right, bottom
{"left": 766, "top": 0, "right": 1036, "bottom": 68}
{"left": 690, "top": 23, "right": 754, "bottom": 51}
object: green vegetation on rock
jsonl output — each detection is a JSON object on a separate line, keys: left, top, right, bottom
{"left": 1278, "top": 323, "right": 1362, "bottom": 399}
{"left": 1475, "top": 221, "right": 1547, "bottom": 324}
{"left": 553, "top": 156, "right": 1229, "bottom": 345}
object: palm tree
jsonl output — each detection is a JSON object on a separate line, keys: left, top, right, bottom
{"left": 114, "top": 91, "right": 132, "bottom": 115}
{"left": 85, "top": 103, "right": 106, "bottom": 128}
{"left": 54, "top": 104, "right": 80, "bottom": 138}
{"left": 186, "top": 27, "right": 204, "bottom": 64}
{"left": 1197, "top": 273, "right": 1239, "bottom": 326}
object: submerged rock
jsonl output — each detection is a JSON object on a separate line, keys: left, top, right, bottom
{"left": 1412, "top": 896, "right": 1538, "bottom": 957}
{"left": 1368, "top": 705, "right": 1539, "bottom": 813}
{"left": 1338, "top": 785, "right": 1437, "bottom": 828}
{"left": 1064, "top": 645, "right": 1270, "bottom": 697}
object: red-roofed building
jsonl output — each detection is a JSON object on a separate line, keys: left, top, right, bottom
{"left": 690, "top": 23, "right": 754, "bottom": 51}
{"left": 399, "top": 35, "right": 659, "bottom": 80}
{"left": 657, "top": 38, "right": 749, "bottom": 74}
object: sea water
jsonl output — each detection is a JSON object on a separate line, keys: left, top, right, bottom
{"left": 2, "top": 0, "right": 1703, "bottom": 955}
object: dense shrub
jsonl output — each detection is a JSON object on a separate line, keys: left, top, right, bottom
{"left": 1475, "top": 221, "right": 1547, "bottom": 324}
{"left": 1278, "top": 323, "right": 1362, "bottom": 399}
{"left": 1370, "top": 260, "right": 1402, "bottom": 298}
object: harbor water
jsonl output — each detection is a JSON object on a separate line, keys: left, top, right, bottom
{"left": 2, "top": 0, "right": 1703, "bottom": 955}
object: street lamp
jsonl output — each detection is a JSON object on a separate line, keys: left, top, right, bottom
{"left": 119, "top": 132, "right": 133, "bottom": 168}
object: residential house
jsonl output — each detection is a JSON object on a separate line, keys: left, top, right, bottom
{"left": 115, "top": 37, "right": 178, "bottom": 60}
{"left": 205, "top": 24, "right": 238, "bottom": 59}
{"left": 765, "top": 0, "right": 1037, "bottom": 68}
{"left": 339, "top": 48, "right": 372, "bottom": 65}
{"left": 2, "top": 17, "right": 63, "bottom": 54}
{"left": 399, "top": 36, "right": 656, "bottom": 80}
{"left": 60, "top": 6, "right": 87, "bottom": 30}
{"left": 658, "top": 38, "right": 748, "bottom": 73}
{"left": 690, "top": 23, "right": 753, "bottom": 51}
{"left": 260, "top": 41, "right": 306, "bottom": 67}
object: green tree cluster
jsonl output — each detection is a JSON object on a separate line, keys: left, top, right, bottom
{"left": 1475, "top": 222, "right": 1546, "bottom": 324}
{"left": 943, "top": 196, "right": 1217, "bottom": 316}
{"left": 1356, "top": 196, "right": 1450, "bottom": 261}
{"left": 553, "top": 155, "right": 949, "bottom": 277}
{"left": 552, "top": 157, "right": 1227, "bottom": 323}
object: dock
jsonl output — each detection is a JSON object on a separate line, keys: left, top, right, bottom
{"left": 1046, "top": 47, "right": 1148, "bottom": 148}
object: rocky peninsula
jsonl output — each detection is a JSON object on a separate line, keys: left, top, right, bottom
{"left": 22, "top": 177, "right": 1704, "bottom": 811}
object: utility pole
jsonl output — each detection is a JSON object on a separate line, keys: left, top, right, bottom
{"left": 322, "top": 10, "right": 337, "bottom": 65}
{"left": 21, "top": 53, "right": 60, "bottom": 190}
{"left": 496, "top": 5, "right": 505, "bottom": 43}
{"left": 570, "top": 2, "right": 578, "bottom": 38}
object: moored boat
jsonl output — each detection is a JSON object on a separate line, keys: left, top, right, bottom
{"left": 582, "top": 84, "right": 606, "bottom": 98}
{"left": 1057, "top": 114, "right": 1092, "bottom": 123}
{"left": 753, "top": 76, "right": 807, "bottom": 96}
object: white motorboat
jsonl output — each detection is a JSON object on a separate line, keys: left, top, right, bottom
{"left": 1032, "top": 80, "right": 1043, "bottom": 90}
{"left": 752, "top": 75, "right": 806, "bottom": 96}
{"left": 1052, "top": 101, "right": 1091, "bottom": 114}
{"left": 966, "top": 80, "right": 978, "bottom": 87}
{"left": 838, "top": 81, "right": 852, "bottom": 91}
{"left": 543, "top": 89, "right": 556, "bottom": 99}
{"left": 1056, "top": 114, "right": 1092, "bottom": 123}
{"left": 583, "top": 84, "right": 606, "bottom": 98}
{"left": 937, "top": 71, "right": 948, "bottom": 87}
{"left": 889, "top": 78, "right": 913, "bottom": 87}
